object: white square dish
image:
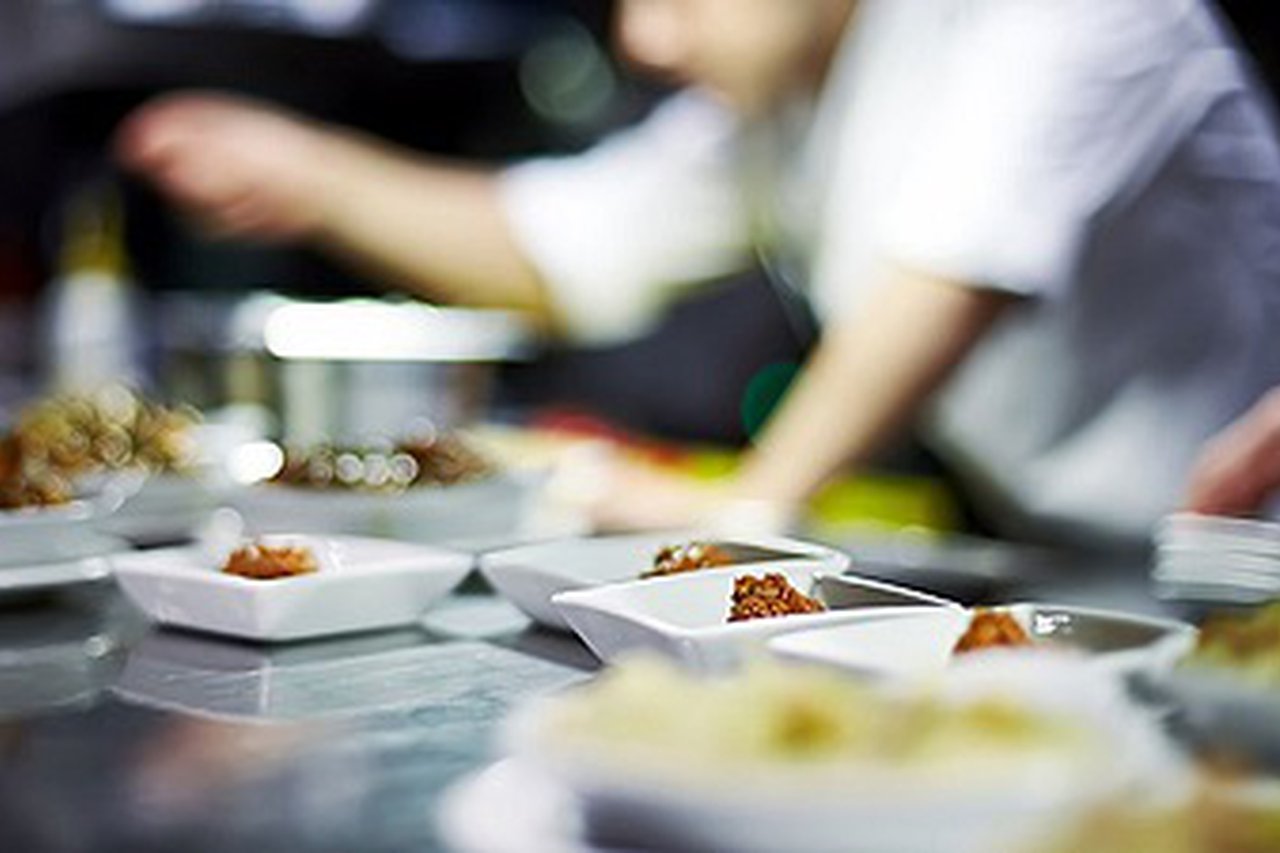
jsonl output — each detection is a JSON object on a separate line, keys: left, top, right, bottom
{"left": 768, "top": 604, "right": 1197, "bottom": 680}
{"left": 109, "top": 535, "right": 473, "bottom": 642}
{"left": 480, "top": 532, "right": 851, "bottom": 631}
{"left": 551, "top": 561, "right": 948, "bottom": 673}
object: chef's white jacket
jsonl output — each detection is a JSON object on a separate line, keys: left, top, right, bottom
{"left": 500, "top": 0, "right": 1280, "bottom": 546}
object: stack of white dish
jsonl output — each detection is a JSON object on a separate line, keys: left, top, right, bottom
{"left": 1153, "top": 513, "right": 1280, "bottom": 604}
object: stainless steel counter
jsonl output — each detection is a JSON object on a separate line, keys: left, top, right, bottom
{"left": 0, "top": 555, "right": 1175, "bottom": 853}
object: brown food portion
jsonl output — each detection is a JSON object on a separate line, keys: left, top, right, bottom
{"left": 0, "top": 388, "right": 197, "bottom": 511}
{"left": 271, "top": 435, "right": 493, "bottom": 492}
{"left": 0, "top": 436, "right": 73, "bottom": 510}
{"left": 222, "top": 544, "right": 319, "bottom": 581}
{"left": 14, "top": 388, "right": 198, "bottom": 475}
{"left": 953, "top": 609, "right": 1034, "bottom": 655}
{"left": 1188, "top": 602, "right": 1280, "bottom": 684}
{"left": 727, "top": 572, "right": 826, "bottom": 622}
{"left": 643, "top": 542, "right": 734, "bottom": 579}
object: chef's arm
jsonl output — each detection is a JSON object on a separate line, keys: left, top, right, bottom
{"left": 116, "top": 94, "right": 556, "bottom": 327}
{"left": 731, "top": 268, "right": 1017, "bottom": 509}
{"left": 308, "top": 132, "right": 554, "bottom": 322}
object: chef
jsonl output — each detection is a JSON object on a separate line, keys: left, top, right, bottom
{"left": 117, "top": 0, "right": 1280, "bottom": 548}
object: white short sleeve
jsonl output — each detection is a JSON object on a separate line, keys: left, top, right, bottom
{"left": 879, "top": 0, "right": 1223, "bottom": 298}
{"left": 499, "top": 93, "right": 753, "bottom": 344}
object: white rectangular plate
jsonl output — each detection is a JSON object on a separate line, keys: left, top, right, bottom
{"left": 480, "top": 532, "right": 850, "bottom": 631}
{"left": 551, "top": 561, "right": 946, "bottom": 673}
{"left": 769, "top": 604, "right": 1197, "bottom": 680}
{"left": 109, "top": 535, "right": 473, "bottom": 642}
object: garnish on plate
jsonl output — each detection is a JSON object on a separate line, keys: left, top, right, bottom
{"left": 270, "top": 434, "right": 493, "bottom": 493}
{"left": 953, "top": 609, "right": 1035, "bottom": 655}
{"left": 643, "top": 541, "right": 733, "bottom": 579}
{"left": 727, "top": 572, "right": 825, "bottom": 622}
{"left": 222, "top": 542, "right": 319, "bottom": 581}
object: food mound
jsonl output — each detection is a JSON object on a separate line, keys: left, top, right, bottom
{"left": 544, "top": 658, "right": 1085, "bottom": 772}
{"left": 1189, "top": 602, "right": 1280, "bottom": 685}
{"left": 271, "top": 434, "right": 492, "bottom": 492}
{"left": 222, "top": 543, "right": 319, "bottom": 581}
{"left": 643, "top": 541, "right": 733, "bottom": 579}
{"left": 727, "top": 572, "right": 826, "bottom": 622}
{"left": 953, "top": 609, "right": 1035, "bottom": 655}
{"left": 0, "top": 386, "right": 198, "bottom": 511}
{"left": 0, "top": 436, "right": 73, "bottom": 510}
{"left": 14, "top": 387, "right": 198, "bottom": 476}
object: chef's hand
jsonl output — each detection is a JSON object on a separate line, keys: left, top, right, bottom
{"left": 536, "top": 444, "right": 797, "bottom": 535}
{"left": 588, "top": 461, "right": 729, "bottom": 533}
{"left": 115, "top": 93, "right": 334, "bottom": 242}
{"left": 1184, "top": 389, "right": 1280, "bottom": 516}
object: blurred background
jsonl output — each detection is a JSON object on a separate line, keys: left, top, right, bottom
{"left": 0, "top": 0, "right": 1276, "bottom": 517}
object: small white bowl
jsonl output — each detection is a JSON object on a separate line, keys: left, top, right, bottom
{"left": 109, "top": 535, "right": 473, "bottom": 642}
{"left": 480, "top": 532, "right": 850, "bottom": 631}
{"left": 551, "top": 561, "right": 946, "bottom": 673}
{"left": 769, "top": 604, "right": 1197, "bottom": 681}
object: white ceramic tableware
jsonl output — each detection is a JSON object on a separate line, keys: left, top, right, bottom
{"left": 1154, "top": 513, "right": 1280, "bottom": 603}
{"left": 97, "top": 473, "right": 222, "bottom": 544}
{"left": 479, "top": 532, "right": 850, "bottom": 631}
{"left": 552, "top": 561, "right": 949, "bottom": 673}
{"left": 230, "top": 473, "right": 538, "bottom": 550}
{"left": 769, "top": 604, "right": 1196, "bottom": 680}
{"left": 503, "top": 655, "right": 1183, "bottom": 853}
{"left": 110, "top": 535, "right": 473, "bottom": 642}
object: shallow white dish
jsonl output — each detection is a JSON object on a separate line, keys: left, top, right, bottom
{"left": 769, "top": 604, "right": 1196, "bottom": 680}
{"left": 0, "top": 555, "right": 116, "bottom": 598}
{"left": 109, "top": 535, "right": 473, "bottom": 642}
{"left": 503, "top": 656, "right": 1181, "bottom": 853}
{"left": 98, "top": 473, "right": 223, "bottom": 545}
{"left": 552, "top": 561, "right": 948, "bottom": 673}
{"left": 230, "top": 473, "right": 538, "bottom": 550}
{"left": 480, "top": 532, "right": 850, "bottom": 631}
{"left": 0, "top": 498, "right": 120, "bottom": 567}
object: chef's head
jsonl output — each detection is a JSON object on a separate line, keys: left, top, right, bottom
{"left": 614, "top": 0, "right": 856, "bottom": 116}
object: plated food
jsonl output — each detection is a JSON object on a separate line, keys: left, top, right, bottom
{"left": 504, "top": 656, "right": 1158, "bottom": 853}
{"left": 12, "top": 386, "right": 199, "bottom": 477}
{"left": 0, "top": 387, "right": 217, "bottom": 546}
{"left": 480, "top": 533, "right": 851, "bottom": 632}
{"left": 769, "top": 604, "right": 1196, "bottom": 681}
{"left": 110, "top": 535, "right": 473, "bottom": 641}
{"left": 550, "top": 560, "right": 948, "bottom": 672}
{"left": 231, "top": 432, "right": 529, "bottom": 546}
{"left": 270, "top": 434, "right": 493, "bottom": 492}
{"left": 642, "top": 541, "right": 733, "bottom": 579}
